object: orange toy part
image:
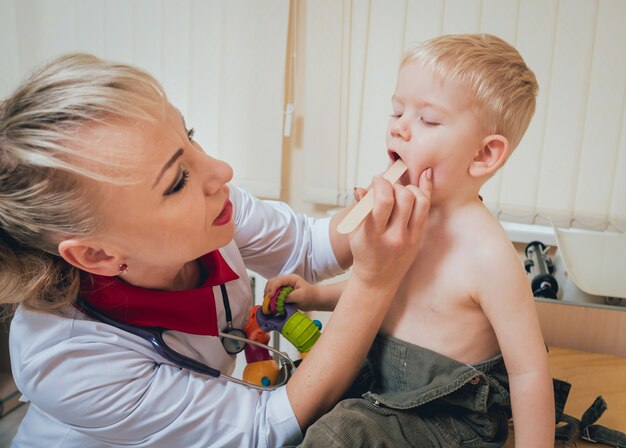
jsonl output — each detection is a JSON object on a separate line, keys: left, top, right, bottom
{"left": 244, "top": 305, "right": 270, "bottom": 344}
{"left": 243, "top": 359, "right": 280, "bottom": 387}
{"left": 261, "top": 293, "right": 273, "bottom": 315}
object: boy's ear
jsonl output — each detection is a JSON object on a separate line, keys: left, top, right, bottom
{"left": 58, "top": 239, "right": 120, "bottom": 276}
{"left": 469, "top": 135, "right": 510, "bottom": 178}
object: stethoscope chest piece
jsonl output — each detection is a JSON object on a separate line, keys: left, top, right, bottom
{"left": 218, "top": 283, "right": 248, "bottom": 355}
{"left": 221, "top": 328, "right": 247, "bottom": 354}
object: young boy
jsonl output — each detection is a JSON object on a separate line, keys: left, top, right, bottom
{"left": 268, "top": 34, "right": 554, "bottom": 447}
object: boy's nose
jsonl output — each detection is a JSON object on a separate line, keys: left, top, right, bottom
{"left": 391, "top": 121, "right": 411, "bottom": 140}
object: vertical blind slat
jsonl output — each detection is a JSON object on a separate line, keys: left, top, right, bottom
{"left": 188, "top": 0, "right": 221, "bottom": 157}
{"left": 0, "top": 0, "right": 19, "bottom": 98}
{"left": 218, "top": 0, "right": 289, "bottom": 199}
{"left": 442, "top": 0, "right": 481, "bottom": 35}
{"left": 478, "top": 0, "right": 520, "bottom": 210}
{"left": 404, "top": 0, "right": 444, "bottom": 46}
{"left": 355, "top": 0, "right": 406, "bottom": 188}
{"left": 132, "top": 0, "right": 162, "bottom": 82}
{"left": 74, "top": 0, "right": 105, "bottom": 57}
{"left": 573, "top": 0, "right": 626, "bottom": 229}
{"left": 536, "top": 0, "right": 597, "bottom": 227}
{"left": 611, "top": 103, "right": 626, "bottom": 230}
{"left": 345, "top": 0, "right": 371, "bottom": 199}
{"left": 498, "top": 0, "right": 559, "bottom": 224}
{"left": 160, "top": 0, "right": 191, "bottom": 115}
{"left": 301, "top": 0, "right": 345, "bottom": 204}
{"left": 103, "top": 0, "right": 133, "bottom": 61}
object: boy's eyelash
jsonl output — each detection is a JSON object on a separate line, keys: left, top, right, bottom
{"left": 165, "top": 169, "right": 190, "bottom": 196}
{"left": 187, "top": 128, "right": 196, "bottom": 140}
{"left": 420, "top": 117, "right": 439, "bottom": 126}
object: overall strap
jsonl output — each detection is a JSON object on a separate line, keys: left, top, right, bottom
{"left": 553, "top": 378, "right": 626, "bottom": 447}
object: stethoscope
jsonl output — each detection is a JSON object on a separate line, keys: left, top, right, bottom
{"left": 77, "top": 283, "right": 296, "bottom": 391}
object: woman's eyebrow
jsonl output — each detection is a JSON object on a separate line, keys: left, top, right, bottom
{"left": 152, "top": 148, "right": 184, "bottom": 189}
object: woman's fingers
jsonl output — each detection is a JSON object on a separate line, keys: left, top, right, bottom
{"left": 385, "top": 184, "right": 417, "bottom": 233}
{"left": 417, "top": 167, "right": 433, "bottom": 200}
{"left": 367, "top": 176, "right": 395, "bottom": 233}
{"left": 407, "top": 168, "right": 432, "bottom": 231}
{"left": 353, "top": 187, "right": 367, "bottom": 202}
{"left": 367, "top": 167, "right": 432, "bottom": 236}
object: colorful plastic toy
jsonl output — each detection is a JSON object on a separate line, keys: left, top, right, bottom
{"left": 242, "top": 286, "right": 323, "bottom": 387}
{"left": 256, "top": 286, "right": 322, "bottom": 355}
{"left": 242, "top": 305, "right": 279, "bottom": 387}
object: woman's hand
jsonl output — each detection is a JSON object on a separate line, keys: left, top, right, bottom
{"left": 287, "top": 168, "right": 431, "bottom": 431}
{"left": 349, "top": 168, "right": 432, "bottom": 290}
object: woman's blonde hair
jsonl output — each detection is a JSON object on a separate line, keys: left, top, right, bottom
{"left": 0, "top": 53, "right": 166, "bottom": 315}
{"left": 403, "top": 33, "right": 538, "bottom": 150}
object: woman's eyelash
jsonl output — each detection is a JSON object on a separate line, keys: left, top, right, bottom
{"left": 166, "top": 169, "right": 190, "bottom": 196}
{"left": 187, "top": 128, "right": 196, "bottom": 140}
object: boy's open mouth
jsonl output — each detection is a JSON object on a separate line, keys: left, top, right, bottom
{"left": 387, "top": 150, "right": 411, "bottom": 186}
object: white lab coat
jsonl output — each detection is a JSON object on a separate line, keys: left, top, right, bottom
{"left": 9, "top": 186, "right": 344, "bottom": 448}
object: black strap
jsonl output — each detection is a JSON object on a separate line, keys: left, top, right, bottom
{"left": 553, "top": 379, "right": 626, "bottom": 447}
{"left": 219, "top": 283, "right": 233, "bottom": 329}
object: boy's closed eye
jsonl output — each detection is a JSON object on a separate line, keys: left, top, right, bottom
{"left": 420, "top": 117, "right": 440, "bottom": 126}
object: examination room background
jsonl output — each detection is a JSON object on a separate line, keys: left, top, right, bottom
{"left": 1, "top": 0, "right": 624, "bottom": 236}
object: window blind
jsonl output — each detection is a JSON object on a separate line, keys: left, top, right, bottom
{"left": 0, "top": 0, "right": 290, "bottom": 199}
{"left": 297, "top": 0, "right": 626, "bottom": 233}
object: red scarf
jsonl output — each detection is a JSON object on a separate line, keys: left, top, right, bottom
{"left": 78, "top": 251, "right": 239, "bottom": 336}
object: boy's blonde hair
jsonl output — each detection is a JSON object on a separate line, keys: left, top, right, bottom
{"left": 403, "top": 33, "right": 538, "bottom": 150}
{"left": 0, "top": 53, "right": 166, "bottom": 314}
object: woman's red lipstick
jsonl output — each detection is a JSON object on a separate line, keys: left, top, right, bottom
{"left": 213, "top": 200, "right": 233, "bottom": 226}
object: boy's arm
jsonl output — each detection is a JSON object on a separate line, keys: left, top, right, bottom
{"left": 477, "top": 242, "right": 554, "bottom": 448}
{"left": 265, "top": 274, "right": 347, "bottom": 312}
{"left": 309, "top": 280, "right": 346, "bottom": 311}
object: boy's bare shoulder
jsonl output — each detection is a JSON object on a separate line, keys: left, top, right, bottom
{"left": 452, "top": 203, "right": 516, "bottom": 260}
{"left": 450, "top": 203, "right": 531, "bottom": 303}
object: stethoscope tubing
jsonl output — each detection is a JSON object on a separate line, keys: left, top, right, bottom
{"left": 218, "top": 331, "right": 296, "bottom": 390}
{"left": 77, "top": 297, "right": 296, "bottom": 391}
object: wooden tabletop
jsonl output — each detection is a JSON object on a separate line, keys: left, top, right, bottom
{"left": 504, "top": 346, "right": 626, "bottom": 447}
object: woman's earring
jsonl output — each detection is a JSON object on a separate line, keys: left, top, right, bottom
{"left": 118, "top": 263, "right": 129, "bottom": 275}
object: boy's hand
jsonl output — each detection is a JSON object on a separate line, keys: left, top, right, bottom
{"left": 350, "top": 168, "right": 431, "bottom": 289}
{"left": 264, "top": 274, "right": 320, "bottom": 312}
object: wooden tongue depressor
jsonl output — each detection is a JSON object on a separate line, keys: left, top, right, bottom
{"left": 337, "top": 159, "right": 408, "bottom": 234}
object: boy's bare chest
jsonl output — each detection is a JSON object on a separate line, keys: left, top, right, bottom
{"left": 382, "top": 238, "right": 499, "bottom": 363}
{"left": 400, "top": 245, "right": 475, "bottom": 309}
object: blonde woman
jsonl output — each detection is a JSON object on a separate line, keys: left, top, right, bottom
{"left": 0, "top": 54, "right": 431, "bottom": 447}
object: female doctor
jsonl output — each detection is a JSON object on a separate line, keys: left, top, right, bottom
{"left": 0, "top": 54, "right": 431, "bottom": 448}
